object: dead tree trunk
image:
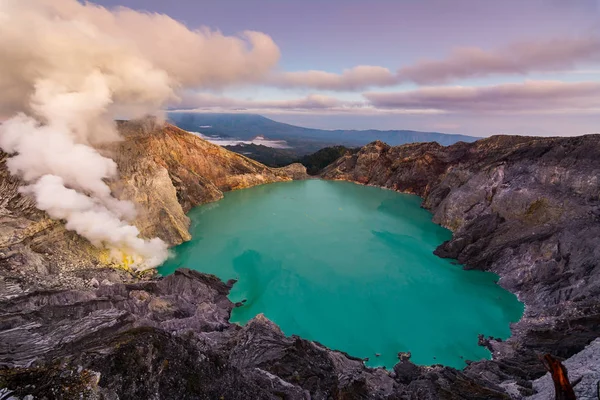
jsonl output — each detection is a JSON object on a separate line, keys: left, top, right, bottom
{"left": 541, "top": 354, "right": 577, "bottom": 400}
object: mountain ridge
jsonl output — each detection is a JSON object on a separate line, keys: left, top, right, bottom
{"left": 168, "top": 112, "right": 478, "bottom": 152}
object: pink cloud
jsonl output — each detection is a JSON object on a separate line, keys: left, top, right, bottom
{"left": 173, "top": 92, "right": 363, "bottom": 111}
{"left": 267, "top": 37, "right": 600, "bottom": 91}
{"left": 397, "top": 37, "right": 600, "bottom": 84}
{"left": 269, "top": 66, "right": 397, "bottom": 91}
{"left": 175, "top": 81, "right": 600, "bottom": 116}
{"left": 364, "top": 81, "right": 600, "bottom": 113}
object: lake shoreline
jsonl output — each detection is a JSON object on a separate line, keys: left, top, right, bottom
{"left": 159, "top": 180, "right": 523, "bottom": 370}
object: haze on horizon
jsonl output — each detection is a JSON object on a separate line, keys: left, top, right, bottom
{"left": 40, "top": 1, "right": 600, "bottom": 136}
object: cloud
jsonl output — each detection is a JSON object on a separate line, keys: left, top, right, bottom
{"left": 266, "top": 36, "right": 600, "bottom": 91}
{"left": 173, "top": 92, "right": 364, "bottom": 112}
{"left": 0, "top": 0, "right": 280, "bottom": 270}
{"left": 192, "top": 133, "right": 290, "bottom": 149}
{"left": 365, "top": 80, "right": 600, "bottom": 113}
{"left": 0, "top": 0, "right": 281, "bottom": 115}
{"left": 397, "top": 37, "right": 600, "bottom": 84}
{"left": 270, "top": 66, "right": 397, "bottom": 91}
{"left": 176, "top": 81, "right": 600, "bottom": 116}
{"left": 171, "top": 92, "right": 446, "bottom": 117}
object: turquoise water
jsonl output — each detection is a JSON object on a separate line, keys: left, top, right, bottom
{"left": 159, "top": 180, "right": 523, "bottom": 369}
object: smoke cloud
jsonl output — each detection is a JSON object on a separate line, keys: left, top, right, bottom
{"left": 0, "top": 0, "right": 280, "bottom": 270}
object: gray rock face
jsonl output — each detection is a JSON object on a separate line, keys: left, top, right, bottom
{"left": 322, "top": 135, "right": 600, "bottom": 397}
{"left": 0, "top": 268, "right": 516, "bottom": 399}
{"left": 531, "top": 338, "right": 600, "bottom": 400}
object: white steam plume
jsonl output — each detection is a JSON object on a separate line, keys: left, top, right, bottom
{"left": 0, "top": 0, "right": 280, "bottom": 270}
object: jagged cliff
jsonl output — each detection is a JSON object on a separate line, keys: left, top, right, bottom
{"left": 1, "top": 128, "right": 599, "bottom": 399}
{"left": 322, "top": 136, "right": 600, "bottom": 398}
{"left": 104, "top": 120, "right": 304, "bottom": 246}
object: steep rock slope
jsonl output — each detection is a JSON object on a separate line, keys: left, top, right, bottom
{"left": 322, "top": 136, "right": 600, "bottom": 396}
{"left": 0, "top": 120, "right": 306, "bottom": 293}
{"left": 104, "top": 120, "right": 303, "bottom": 246}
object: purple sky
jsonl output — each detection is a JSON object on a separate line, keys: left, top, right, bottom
{"left": 92, "top": 0, "right": 600, "bottom": 136}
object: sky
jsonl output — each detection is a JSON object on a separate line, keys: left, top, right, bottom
{"left": 91, "top": 0, "right": 600, "bottom": 136}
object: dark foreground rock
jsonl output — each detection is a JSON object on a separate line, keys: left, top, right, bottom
{"left": 322, "top": 135, "right": 600, "bottom": 398}
{"left": 0, "top": 269, "right": 513, "bottom": 399}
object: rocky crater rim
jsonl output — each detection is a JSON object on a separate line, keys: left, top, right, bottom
{"left": 1, "top": 125, "right": 598, "bottom": 398}
{"left": 159, "top": 180, "right": 522, "bottom": 368}
{"left": 176, "top": 177, "right": 523, "bottom": 350}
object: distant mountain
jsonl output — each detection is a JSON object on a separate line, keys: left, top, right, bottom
{"left": 168, "top": 113, "right": 478, "bottom": 155}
